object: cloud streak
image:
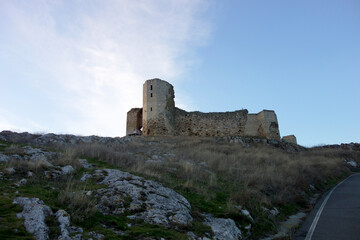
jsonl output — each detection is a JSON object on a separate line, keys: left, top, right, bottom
{"left": 0, "top": 0, "right": 211, "bottom": 136}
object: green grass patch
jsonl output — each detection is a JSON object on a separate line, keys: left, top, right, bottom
{"left": 0, "top": 141, "right": 10, "bottom": 151}
{"left": 237, "top": 204, "right": 277, "bottom": 239}
{"left": 78, "top": 211, "right": 129, "bottom": 230}
{"left": 83, "top": 157, "right": 117, "bottom": 170}
{"left": 314, "top": 175, "right": 346, "bottom": 193}
{"left": 46, "top": 215, "right": 61, "bottom": 239}
{"left": 0, "top": 196, "right": 33, "bottom": 239}
{"left": 18, "top": 178, "right": 60, "bottom": 204}
{"left": 187, "top": 220, "right": 212, "bottom": 237}
{"left": 278, "top": 203, "right": 301, "bottom": 219}
{"left": 128, "top": 223, "right": 188, "bottom": 239}
{"left": 176, "top": 187, "right": 228, "bottom": 216}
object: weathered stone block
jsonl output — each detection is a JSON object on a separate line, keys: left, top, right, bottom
{"left": 282, "top": 135, "right": 297, "bottom": 144}
{"left": 126, "top": 108, "right": 142, "bottom": 136}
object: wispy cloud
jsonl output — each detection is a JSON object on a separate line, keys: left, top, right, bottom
{"left": 0, "top": 0, "right": 211, "bottom": 136}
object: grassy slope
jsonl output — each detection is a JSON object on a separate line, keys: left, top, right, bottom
{"left": 0, "top": 141, "right": 193, "bottom": 239}
{"left": 0, "top": 137, "right": 359, "bottom": 239}
{"left": 71, "top": 136, "right": 360, "bottom": 238}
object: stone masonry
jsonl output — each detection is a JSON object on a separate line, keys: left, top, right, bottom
{"left": 142, "top": 79, "right": 175, "bottom": 136}
{"left": 127, "top": 78, "right": 283, "bottom": 140}
{"left": 126, "top": 108, "right": 142, "bottom": 136}
{"left": 282, "top": 135, "right": 297, "bottom": 144}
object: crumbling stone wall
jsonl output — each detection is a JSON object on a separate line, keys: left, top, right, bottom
{"left": 282, "top": 135, "right": 297, "bottom": 144}
{"left": 244, "top": 114, "right": 259, "bottom": 137}
{"left": 174, "top": 108, "right": 248, "bottom": 137}
{"left": 257, "top": 110, "right": 280, "bottom": 140}
{"left": 126, "top": 78, "right": 283, "bottom": 140}
{"left": 244, "top": 111, "right": 280, "bottom": 140}
{"left": 126, "top": 108, "right": 142, "bottom": 136}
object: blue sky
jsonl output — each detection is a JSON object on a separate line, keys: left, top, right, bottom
{"left": 0, "top": 0, "right": 359, "bottom": 146}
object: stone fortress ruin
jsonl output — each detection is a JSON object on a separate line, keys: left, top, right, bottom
{"left": 127, "top": 78, "right": 296, "bottom": 143}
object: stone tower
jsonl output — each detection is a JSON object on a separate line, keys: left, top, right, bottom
{"left": 142, "top": 78, "right": 175, "bottom": 136}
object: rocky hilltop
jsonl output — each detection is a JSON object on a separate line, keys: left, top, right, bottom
{"left": 0, "top": 131, "right": 359, "bottom": 239}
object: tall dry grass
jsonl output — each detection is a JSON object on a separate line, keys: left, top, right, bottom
{"left": 52, "top": 148, "right": 81, "bottom": 168}
{"left": 58, "top": 177, "right": 97, "bottom": 224}
{"left": 6, "top": 157, "right": 51, "bottom": 174}
{"left": 63, "top": 136, "right": 359, "bottom": 210}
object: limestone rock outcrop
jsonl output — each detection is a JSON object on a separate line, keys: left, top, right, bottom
{"left": 203, "top": 214, "right": 242, "bottom": 240}
{"left": 96, "top": 169, "right": 193, "bottom": 227}
{"left": 13, "top": 197, "right": 53, "bottom": 240}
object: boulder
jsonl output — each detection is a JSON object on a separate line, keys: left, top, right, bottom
{"left": 270, "top": 207, "right": 280, "bottom": 216}
{"left": 61, "top": 165, "right": 75, "bottom": 174}
{"left": 240, "top": 209, "right": 254, "bottom": 223}
{"left": 30, "top": 154, "right": 53, "bottom": 168}
{"left": 44, "top": 165, "right": 74, "bottom": 179}
{"left": 203, "top": 214, "right": 242, "bottom": 240}
{"left": 78, "top": 159, "right": 93, "bottom": 169}
{"left": 5, "top": 167, "right": 16, "bottom": 174}
{"left": 15, "top": 178, "right": 27, "bottom": 187}
{"left": 86, "top": 231, "right": 105, "bottom": 240}
{"left": 80, "top": 172, "right": 92, "bottom": 182}
{"left": 346, "top": 159, "right": 358, "bottom": 167}
{"left": 23, "top": 146, "right": 45, "bottom": 155}
{"left": 96, "top": 169, "right": 193, "bottom": 227}
{"left": 0, "top": 152, "right": 10, "bottom": 162}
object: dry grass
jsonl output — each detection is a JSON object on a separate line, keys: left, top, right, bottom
{"left": 6, "top": 156, "right": 51, "bottom": 174}
{"left": 3, "top": 134, "right": 358, "bottom": 237}
{"left": 52, "top": 149, "right": 81, "bottom": 169}
{"left": 3, "top": 144, "right": 25, "bottom": 155}
{"left": 4, "top": 145, "right": 81, "bottom": 173}
{"left": 170, "top": 140, "right": 352, "bottom": 206}
{"left": 58, "top": 177, "right": 97, "bottom": 224}
{"left": 64, "top": 136, "right": 359, "bottom": 210}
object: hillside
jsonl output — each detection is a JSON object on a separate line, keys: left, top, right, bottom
{"left": 0, "top": 131, "right": 359, "bottom": 239}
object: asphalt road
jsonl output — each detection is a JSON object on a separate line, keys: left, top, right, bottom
{"left": 294, "top": 173, "right": 360, "bottom": 240}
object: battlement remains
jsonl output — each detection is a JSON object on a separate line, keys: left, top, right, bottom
{"left": 282, "top": 135, "right": 297, "bottom": 144}
{"left": 127, "top": 78, "right": 283, "bottom": 140}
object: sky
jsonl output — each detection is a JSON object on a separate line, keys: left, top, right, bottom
{"left": 0, "top": 0, "right": 359, "bottom": 146}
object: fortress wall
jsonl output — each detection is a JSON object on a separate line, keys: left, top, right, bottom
{"left": 174, "top": 108, "right": 248, "bottom": 137}
{"left": 126, "top": 108, "right": 143, "bottom": 136}
{"left": 243, "top": 111, "right": 280, "bottom": 140}
{"left": 127, "top": 78, "right": 282, "bottom": 140}
{"left": 244, "top": 114, "right": 259, "bottom": 137}
{"left": 142, "top": 79, "right": 175, "bottom": 136}
{"left": 257, "top": 110, "right": 280, "bottom": 140}
{"left": 282, "top": 135, "right": 297, "bottom": 144}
